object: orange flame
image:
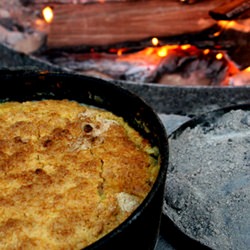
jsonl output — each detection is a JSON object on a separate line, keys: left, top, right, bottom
{"left": 218, "top": 20, "right": 237, "bottom": 30}
{"left": 203, "top": 49, "right": 210, "bottom": 55}
{"left": 157, "top": 47, "right": 168, "bottom": 57}
{"left": 42, "top": 6, "right": 54, "bottom": 24}
{"left": 151, "top": 37, "right": 159, "bottom": 46}
{"left": 156, "top": 45, "right": 178, "bottom": 57}
{"left": 145, "top": 47, "right": 155, "bottom": 56}
{"left": 216, "top": 53, "right": 223, "bottom": 60}
{"left": 213, "top": 31, "right": 221, "bottom": 37}
{"left": 117, "top": 48, "right": 124, "bottom": 56}
{"left": 180, "top": 44, "right": 191, "bottom": 50}
{"left": 244, "top": 66, "right": 250, "bottom": 72}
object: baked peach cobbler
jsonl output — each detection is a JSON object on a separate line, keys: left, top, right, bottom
{"left": 0, "top": 99, "right": 160, "bottom": 249}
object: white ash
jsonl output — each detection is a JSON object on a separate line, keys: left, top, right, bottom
{"left": 163, "top": 109, "right": 250, "bottom": 250}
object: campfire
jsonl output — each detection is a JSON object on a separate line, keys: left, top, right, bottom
{"left": 0, "top": 0, "right": 250, "bottom": 86}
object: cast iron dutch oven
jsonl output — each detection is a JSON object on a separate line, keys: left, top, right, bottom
{"left": 0, "top": 70, "right": 169, "bottom": 250}
{"left": 163, "top": 104, "right": 250, "bottom": 250}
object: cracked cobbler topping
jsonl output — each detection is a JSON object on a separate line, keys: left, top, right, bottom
{"left": 0, "top": 99, "right": 160, "bottom": 250}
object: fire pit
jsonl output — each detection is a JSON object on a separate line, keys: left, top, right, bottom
{"left": 1, "top": 0, "right": 250, "bottom": 86}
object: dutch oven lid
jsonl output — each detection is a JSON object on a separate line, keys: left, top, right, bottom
{"left": 163, "top": 104, "right": 250, "bottom": 250}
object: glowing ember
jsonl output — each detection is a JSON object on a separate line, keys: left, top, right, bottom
{"left": 213, "top": 31, "right": 221, "bottom": 37}
{"left": 181, "top": 44, "right": 191, "bottom": 50}
{"left": 157, "top": 47, "right": 168, "bottom": 57}
{"left": 203, "top": 49, "right": 210, "bottom": 55}
{"left": 145, "top": 48, "right": 155, "bottom": 56}
{"left": 117, "top": 49, "right": 124, "bottom": 56}
{"left": 42, "top": 6, "right": 54, "bottom": 24}
{"left": 155, "top": 45, "right": 178, "bottom": 58}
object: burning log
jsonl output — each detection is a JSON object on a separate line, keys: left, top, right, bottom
{"left": 41, "top": 44, "right": 238, "bottom": 85}
{"left": 46, "top": 0, "right": 219, "bottom": 48}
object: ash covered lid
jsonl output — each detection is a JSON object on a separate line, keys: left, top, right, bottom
{"left": 163, "top": 105, "right": 250, "bottom": 250}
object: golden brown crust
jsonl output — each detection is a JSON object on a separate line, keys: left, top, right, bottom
{"left": 0, "top": 99, "right": 160, "bottom": 249}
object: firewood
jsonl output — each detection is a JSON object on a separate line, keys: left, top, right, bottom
{"left": 23, "top": 0, "right": 148, "bottom": 5}
{"left": 209, "top": 0, "right": 250, "bottom": 20}
{"left": 46, "top": 0, "right": 220, "bottom": 48}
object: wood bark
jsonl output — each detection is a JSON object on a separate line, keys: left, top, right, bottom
{"left": 46, "top": 0, "right": 221, "bottom": 48}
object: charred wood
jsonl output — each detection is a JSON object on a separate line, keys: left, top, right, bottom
{"left": 209, "top": 0, "right": 250, "bottom": 20}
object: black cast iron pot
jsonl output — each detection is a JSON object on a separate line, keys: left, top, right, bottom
{"left": 163, "top": 103, "right": 250, "bottom": 250}
{"left": 0, "top": 70, "right": 169, "bottom": 250}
